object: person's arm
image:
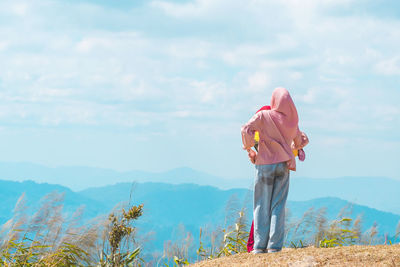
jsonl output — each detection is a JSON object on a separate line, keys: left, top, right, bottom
{"left": 292, "top": 128, "right": 309, "bottom": 150}
{"left": 247, "top": 149, "right": 257, "bottom": 164}
{"left": 241, "top": 112, "right": 262, "bottom": 151}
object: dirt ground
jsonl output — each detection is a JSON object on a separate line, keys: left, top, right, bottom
{"left": 190, "top": 245, "right": 400, "bottom": 267}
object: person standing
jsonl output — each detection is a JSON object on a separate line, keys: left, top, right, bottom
{"left": 241, "top": 87, "right": 309, "bottom": 254}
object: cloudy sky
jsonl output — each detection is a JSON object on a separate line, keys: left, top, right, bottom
{"left": 0, "top": 0, "right": 399, "bottom": 183}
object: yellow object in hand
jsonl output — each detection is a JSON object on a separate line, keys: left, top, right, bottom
{"left": 255, "top": 131, "right": 299, "bottom": 157}
{"left": 254, "top": 131, "right": 260, "bottom": 142}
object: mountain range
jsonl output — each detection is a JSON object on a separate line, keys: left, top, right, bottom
{"left": 1, "top": 162, "right": 400, "bottom": 214}
{"left": 1, "top": 178, "right": 399, "bottom": 256}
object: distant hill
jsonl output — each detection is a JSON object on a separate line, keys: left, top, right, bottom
{"left": 0, "top": 180, "right": 107, "bottom": 223}
{"left": 1, "top": 179, "right": 399, "bottom": 257}
{"left": 286, "top": 197, "right": 400, "bottom": 235}
{"left": 290, "top": 176, "right": 400, "bottom": 215}
{"left": 0, "top": 162, "right": 245, "bottom": 191}
{"left": 1, "top": 162, "right": 400, "bottom": 215}
{"left": 80, "top": 182, "right": 250, "bottom": 225}
{"left": 80, "top": 182, "right": 400, "bottom": 236}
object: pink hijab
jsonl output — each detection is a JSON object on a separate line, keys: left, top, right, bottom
{"left": 270, "top": 88, "right": 299, "bottom": 141}
{"left": 268, "top": 87, "right": 299, "bottom": 170}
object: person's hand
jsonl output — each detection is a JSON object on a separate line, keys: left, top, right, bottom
{"left": 247, "top": 149, "right": 257, "bottom": 164}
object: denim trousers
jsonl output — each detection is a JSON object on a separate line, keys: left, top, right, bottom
{"left": 253, "top": 162, "right": 289, "bottom": 251}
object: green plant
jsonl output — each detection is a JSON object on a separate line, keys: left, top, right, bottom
{"left": 99, "top": 204, "right": 144, "bottom": 267}
{"left": 0, "top": 191, "right": 145, "bottom": 267}
{"left": 194, "top": 195, "right": 250, "bottom": 263}
{"left": 0, "top": 192, "right": 98, "bottom": 266}
{"left": 290, "top": 239, "right": 305, "bottom": 249}
{"left": 217, "top": 210, "right": 248, "bottom": 257}
{"left": 388, "top": 221, "right": 400, "bottom": 245}
{"left": 286, "top": 207, "right": 320, "bottom": 247}
{"left": 361, "top": 222, "right": 379, "bottom": 245}
{"left": 173, "top": 255, "right": 189, "bottom": 266}
{"left": 196, "top": 227, "right": 221, "bottom": 261}
{"left": 39, "top": 242, "right": 92, "bottom": 266}
{"left": 197, "top": 228, "right": 208, "bottom": 260}
{"left": 159, "top": 224, "right": 193, "bottom": 267}
{"left": 318, "top": 218, "right": 359, "bottom": 248}
{"left": 195, "top": 209, "right": 249, "bottom": 261}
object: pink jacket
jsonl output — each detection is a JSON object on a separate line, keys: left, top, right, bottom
{"left": 241, "top": 88, "right": 309, "bottom": 171}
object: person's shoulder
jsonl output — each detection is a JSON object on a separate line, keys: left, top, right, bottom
{"left": 259, "top": 109, "right": 272, "bottom": 116}
{"left": 255, "top": 110, "right": 272, "bottom": 122}
{"left": 256, "top": 109, "right": 269, "bottom": 116}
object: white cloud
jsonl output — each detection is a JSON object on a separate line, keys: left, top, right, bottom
{"left": 0, "top": 41, "right": 8, "bottom": 51}
{"left": 11, "top": 3, "right": 29, "bottom": 16}
{"left": 372, "top": 105, "right": 400, "bottom": 122}
{"left": 151, "top": 0, "right": 203, "bottom": 18}
{"left": 0, "top": 0, "right": 399, "bottom": 139}
{"left": 166, "top": 40, "right": 212, "bottom": 59}
{"left": 289, "top": 71, "right": 303, "bottom": 80}
{"left": 318, "top": 136, "right": 349, "bottom": 147}
{"left": 151, "top": 0, "right": 228, "bottom": 18}
{"left": 221, "top": 44, "right": 272, "bottom": 66}
{"left": 298, "top": 87, "right": 318, "bottom": 104}
{"left": 375, "top": 57, "right": 400, "bottom": 75}
{"left": 247, "top": 72, "right": 270, "bottom": 93}
{"left": 151, "top": 0, "right": 354, "bottom": 20}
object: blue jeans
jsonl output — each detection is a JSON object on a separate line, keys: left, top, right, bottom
{"left": 253, "top": 162, "right": 289, "bottom": 251}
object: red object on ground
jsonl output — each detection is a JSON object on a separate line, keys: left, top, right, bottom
{"left": 247, "top": 221, "right": 255, "bottom": 252}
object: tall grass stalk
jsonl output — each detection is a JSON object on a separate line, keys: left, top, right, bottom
{"left": 0, "top": 191, "right": 144, "bottom": 267}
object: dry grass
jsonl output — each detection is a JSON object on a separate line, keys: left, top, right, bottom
{"left": 0, "top": 192, "right": 144, "bottom": 266}
{"left": 190, "top": 245, "right": 400, "bottom": 267}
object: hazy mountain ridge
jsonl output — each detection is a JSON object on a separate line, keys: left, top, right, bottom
{"left": 1, "top": 179, "right": 399, "bottom": 255}
{"left": 0, "top": 179, "right": 107, "bottom": 222}
{"left": 1, "top": 162, "right": 399, "bottom": 214}
{"left": 79, "top": 182, "right": 400, "bottom": 235}
{"left": 290, "top": 176, "right": 400, "bottom": 214}
{"left": 0, "top": 162, "right": 244, "bottom": 191}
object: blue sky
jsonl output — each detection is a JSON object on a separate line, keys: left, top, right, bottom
{"left": 0, "top": 0, "right": 399, "bottom": 182}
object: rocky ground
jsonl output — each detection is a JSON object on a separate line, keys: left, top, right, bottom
{"left": 190, "top": 245, "right": 400, "bottom": 267}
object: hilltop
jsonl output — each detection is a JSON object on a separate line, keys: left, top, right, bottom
{"left": 190, "top": 245, "right": 400, "bottom": 267}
